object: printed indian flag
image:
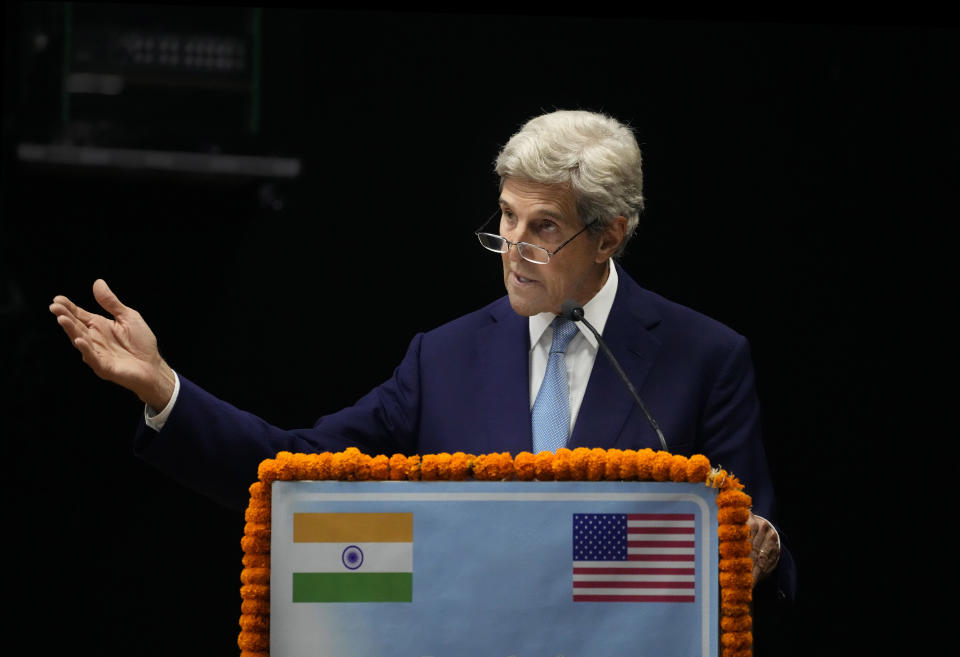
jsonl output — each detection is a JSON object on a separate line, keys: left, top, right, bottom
{"left": 291, "top": 512, "right": 413, "bottom": 603}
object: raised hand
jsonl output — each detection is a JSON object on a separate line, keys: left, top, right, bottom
{"left": 50, "top": 279, "right": 176, "bottom": 410}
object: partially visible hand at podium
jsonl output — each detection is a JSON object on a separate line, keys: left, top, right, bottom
{"left": 747, "top": 513, "right": 781, "bottom": 584}
{"left": 49, "top": 279, "right": 176, "bottom": 411}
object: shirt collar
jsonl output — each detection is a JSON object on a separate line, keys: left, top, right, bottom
{"left": 528, "top": 261, "right": 619, "bottom": 351}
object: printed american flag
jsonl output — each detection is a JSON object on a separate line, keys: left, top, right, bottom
{"left": 572, "top": 513, "right": 696, "bottom": 602}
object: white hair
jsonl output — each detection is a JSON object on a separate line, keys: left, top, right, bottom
{"left": 494, "top": 110, "right": 645, "bottom": 257}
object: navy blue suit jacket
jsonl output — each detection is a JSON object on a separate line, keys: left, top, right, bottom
{"left": 133, "top": 263, "right": 795, "bottom": 598}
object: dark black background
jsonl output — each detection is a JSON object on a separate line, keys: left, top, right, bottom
{"left": 2, "top": 3, "right": 955, "bottom": 655}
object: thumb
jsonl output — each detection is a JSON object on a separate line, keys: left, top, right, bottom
{"left": 92, "top": 279, "right": 129, "bottom": 317}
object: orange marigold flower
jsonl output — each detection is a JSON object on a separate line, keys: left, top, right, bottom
{"left": 534, "top": 451, "right": 556, "bottom": 480}
{"left": 239, "top": 614, "right": 270, "bottom": 632}
{"left": 716, "top": 489, "right": 752, "bottom": 508}
{"left": 719, "top": 572, "right": 754, "bottom": 590}
{"left": 242, "top": 553, "right": 270, "bottom": 570}
{"left": 239, "top": 651, "right": 269, "bottom": 657}
{"left": 514, "top": 452, "right": 537, "bottom": 480}
{"left": 240, "top": 535, "right": 270, "bottom": 555}
{"left": 388, "top": 454, "right": 406, "bottom": 480}
{"left": 618, "top": 449, "right": 638, "bottom": 480}
{"left": 720, "top": 600, "right": 751, "bottom": 617}
{"left": 651, "top": 450, "right": 673, "bottom": 481}
{"left": 686, "top": 453, "right": 711, "bottom": 482}
{"left": 719, "top": 631, "right": 753, "bottom": 649}
{"left": 553, "top": 448, "right": 573, "bottom": 480}
{"left": 449, "top": 452, "right": 471, "bottom": 480}
{"left": 719, "top": 557, "right": 753, "bottom": 573}
{"left": 718, "top": 507, "right": 750, "bottom": 524}
{"left": 248, "top": 481, "right": 270, "bottom": 501}
{"left": 420, "top": 454, "right": 440, "bottom": 480}
{"left": 719, "top": 539, "right": 752, "bottom": 559}
{"left": 256, "top": 460, "right": 277, "bottom": 485}
{"left": 243, "top": 522, "right": 271, "bottom": 540}
{"left": 720, "top": 615, "right": 753, "bottom": 632}
{"left": 240, "top": 598, "right": 269, "bottom": 616}
{"left": 313, "top": 452, "right": 334, "bottom": 480}
{"left": 668, "top": 454, "right": 689, "bottom": 482}
{"left": 603, "top": 449, "right": 623, "bottom": 481}
{"left": 244, "top": 504, "right": 270, "bottom": 524}
{"left": 586, "top": 448, "right": 607, "bottom": 481}
{"left": 237, "top": 630, "right": 269, "bottom": 652}
{"left": 720, "top": 587, "right": 752, "bottom": 604}
{"left": 240, "top": 568, "right": 270, "bottom": 585}
{"left": 369, "top": 454, "right": 390, "bottom": 480}
{"left": 404, "top": 455, "right": 421, "bottom": 481}
{"left": 569, "top": 447, "right": 590, "bottom": 479}
{"left": 240, "top": 584, "right": 270, "bottom": 601}
{"left": 435, "top": 453, "right": 454, "bottom": 479}
{"left": 635, "top": 448, "right": 655, "bottom": 479}
{"left": 718, "top": 524, "right": 750, "bottom": 541}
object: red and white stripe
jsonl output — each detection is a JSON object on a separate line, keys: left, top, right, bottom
{"left": 573, "top": 514, "right": 696, "bottom": 602}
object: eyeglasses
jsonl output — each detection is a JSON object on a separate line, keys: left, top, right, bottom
{"left": 474, "top": 209, "right": 598, "bottom": 265}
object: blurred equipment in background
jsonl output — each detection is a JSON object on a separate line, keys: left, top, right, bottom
{"left": 14, "top": 2, "right": 299, "bottom": 181}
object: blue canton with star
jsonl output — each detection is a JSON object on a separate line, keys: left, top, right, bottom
{"left": 573, "top": 513, "right": 628, "bottom": 560}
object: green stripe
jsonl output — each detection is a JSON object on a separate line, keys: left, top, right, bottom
{"left": 293, "top": 572, "right": 412, "bottom": 603}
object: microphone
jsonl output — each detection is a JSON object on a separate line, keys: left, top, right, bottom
{"left": 561, "top": 300, "right": 668, "bottom": 451}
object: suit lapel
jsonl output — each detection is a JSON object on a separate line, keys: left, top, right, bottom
{"left": 476, "top": 300, "right": 533, "bottom": 454}
{"left": 568, "top": 265, "right": 663, "bottom": 450}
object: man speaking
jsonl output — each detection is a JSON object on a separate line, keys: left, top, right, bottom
{"left": 50, "top": 110, "right": 793, "bottom": 597}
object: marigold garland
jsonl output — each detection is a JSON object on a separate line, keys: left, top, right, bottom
{"left": 239, "top": 447, "right": 755, "bottom": 656}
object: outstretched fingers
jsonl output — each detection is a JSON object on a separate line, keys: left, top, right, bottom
{"left": 92, "top": 279, "right": 129, "bottom": 318}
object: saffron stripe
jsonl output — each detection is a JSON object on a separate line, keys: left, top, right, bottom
{"left": 293, "top": 513, "right": 413, "bottom": 543}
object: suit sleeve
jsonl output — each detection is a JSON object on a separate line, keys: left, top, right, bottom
{"left": 132, "top": 334, "right": 425, "bottom": 511}
{"left": 700, "top": 336, "right": 797, "bottom": 602}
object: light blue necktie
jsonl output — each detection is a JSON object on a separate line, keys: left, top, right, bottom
{"left": 531, "top": 317, "right": 579, "bottom": 453}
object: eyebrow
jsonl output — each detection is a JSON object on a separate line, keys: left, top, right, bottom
{"left": 497, "top": 197, "right": 566, "bottom": 220}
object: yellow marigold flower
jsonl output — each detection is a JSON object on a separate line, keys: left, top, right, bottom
{"left": 388, "top": 453, "right": 407, "bottom": 480}
{"left": 420, "top": 454, "right": 440, "bottom": 480}
{"left": 719, "top": 557, "right": 753, "bottom": 573}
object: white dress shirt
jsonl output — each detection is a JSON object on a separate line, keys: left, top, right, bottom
{"left": 527, "top": 261, "right": 618, "bottom": 437}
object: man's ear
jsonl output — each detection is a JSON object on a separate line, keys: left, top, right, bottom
{"left": 596, "top": 216, "right": 628, "bottom": 262}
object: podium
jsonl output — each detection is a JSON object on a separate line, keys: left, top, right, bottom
{"left": 238, "top": 449, "right": 755, "bottom": 657}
